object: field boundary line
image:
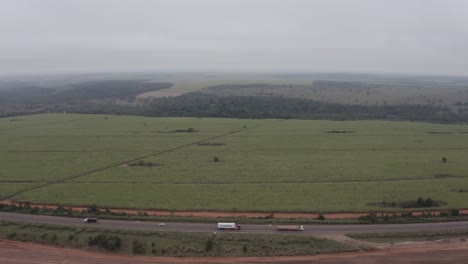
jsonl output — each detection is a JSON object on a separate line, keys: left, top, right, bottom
{"left": 1, "top": 119, "right": 287, "bottom": 201}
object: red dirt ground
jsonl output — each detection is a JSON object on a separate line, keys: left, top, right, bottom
{"left": 3, "top": 200, "right": 468, "bottom": 220}
{"left": 1, "top": 239, "right": 468, "bottom": 263}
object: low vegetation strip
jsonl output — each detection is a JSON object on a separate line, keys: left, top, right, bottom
{"left": 0, "top": 220, "right": 365, "bottom": 256}
{"left": 347, "top": 230, "right": 468, "bottom": 243}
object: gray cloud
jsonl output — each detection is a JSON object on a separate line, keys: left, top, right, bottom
{"left": 1, "top": 0, "right": 468, "bottom": 75}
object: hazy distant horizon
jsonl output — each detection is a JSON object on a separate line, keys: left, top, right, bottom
{"left": 3, "top": 70, "right": 468, "bottom": 82}
{"left": 1, "top": 0, "right": 468, "bottom": 77}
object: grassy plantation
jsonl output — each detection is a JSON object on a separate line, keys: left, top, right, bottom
{"left": 0, "top": 183, "right": 38, "bottom": 200}
{"left": 2, "top": 114, "right": 468, "bottom": 212}
{"left": 16, "top": 178, "right": 468, "bottom": 212}
{"left": 0, "top": 221, "right": 363, "bottom": 256}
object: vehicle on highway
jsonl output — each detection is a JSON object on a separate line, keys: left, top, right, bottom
{"left": 158, "top": 222, "right": 166, "bottom": 226}
{"left": 217, "top": 222, "right": 241, "bottom": 230}
{"left": 83, "top": 217, "right": 98, "bottom": 223}
{"left": 277, "top": 225, "right": 304, "bottom": 231}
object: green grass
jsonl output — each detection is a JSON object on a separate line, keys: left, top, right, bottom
{"left": 347, "top": 230, "right": 468, "bottom": 243}
{"left": 15, "top": 178, "right": 468, "bottom": 212}
{"left": 2, "top": 114, "right": 468, "bottom": 212}
{"left": 0, "top": 183, "right": 38, "bottom": 200}
{"left": 0, "top": 220, "right": 363, "bottom": 256}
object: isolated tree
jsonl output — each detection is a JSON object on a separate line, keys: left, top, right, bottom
{"left": 442, "top": 157, "right": 447, "bottom": 163}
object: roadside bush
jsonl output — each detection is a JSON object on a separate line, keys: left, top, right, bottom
{"left": 242, "top": 245, "right": 248, "bottom": 253}
{"left": 451, "top": 209, "right": 460, "bottom": 216}
{"left": 7, "top": 232, "right": 17, "bottom": 239}
{"left": 132, "top": 240, "right": 146, "bottom": 254}
{"left": 87, "top": 204, "right": 99, "bottom": 214}
{"left": 401, "top": 212, "right": 413, "bottom": 218}
{"left": 40, "top": 233, "right": 48, "bottom": 240}
{"left": 359, "top": 213, "right": 378, "bottom": 223}
{"left": 53, "top": 205, "right": 71, "bottom": 216}
{"left": 88, "top": 234, "right": 121, "bottom": 251}
{"left": 205, "top": 237, "right": 214, "bottom": 252}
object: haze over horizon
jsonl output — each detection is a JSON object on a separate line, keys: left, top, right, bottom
{"left": 1, "top": 0, "right": 468, "bottom": 76}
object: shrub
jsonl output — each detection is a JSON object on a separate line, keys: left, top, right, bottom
{"left": 132, "top": 240, "right": 146, "bottom": 254}
{"left": 359, "top": 213, "right": 378, "bottom": 223}
{"left": 88, "top": 234, "right": 121, "bottom": 251}
{"left": 87, "top": 205, "right": 99, "bottom": 214}
{"left": 242, "top": 245, "right": 248, "bottom": 253}
{"left": 451, "top": 209, "right": 460, "bottom": 217}
{"left": 205, "top": 238, "right": 214, "bottom": 252}
{"left": 7, "top": 232, "right": 17, "bottom": 239}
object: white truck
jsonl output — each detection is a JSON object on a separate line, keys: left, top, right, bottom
{"left": 84, "top": 217, "right": 98, "bottom": 223}
{"left": 277, "top": 225, "right": 304, "bottom": 231}
{"left": 217, "top": 222, "right": 241, "bottom": 230}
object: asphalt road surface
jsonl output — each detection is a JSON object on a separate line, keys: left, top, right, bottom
{"left": 2, "top": 212, "right": 468, "bottom": 235}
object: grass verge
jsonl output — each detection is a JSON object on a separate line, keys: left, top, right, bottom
{"left": 347, "top": 230, "right": 468, "bottom": 243}
{"left": 0, "top": 220, "right": 366, "bottom": 256}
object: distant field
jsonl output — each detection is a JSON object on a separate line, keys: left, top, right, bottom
{"left": 2, "top": 114, "right": 468, "bottom": 212}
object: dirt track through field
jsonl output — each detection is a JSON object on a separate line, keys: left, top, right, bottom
{"left": 2, "top": 239, "right": 468, "bottom": 263}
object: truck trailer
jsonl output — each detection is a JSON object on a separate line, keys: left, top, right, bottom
{"left": 217, "top": 222, "right": 241, "bottom": 230}
{"left": 276, "top": 225, "right": 304, "bottom": 231}
{"left": 84, "top": 217, "right": 98, "bottom": 223}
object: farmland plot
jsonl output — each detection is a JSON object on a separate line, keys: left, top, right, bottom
{"left": 2, "top": 114, "right": 468, "bottom": 212}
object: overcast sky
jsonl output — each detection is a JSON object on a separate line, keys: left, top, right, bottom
{"left": 1, "top": 0, "right": 468, "bottom": 76}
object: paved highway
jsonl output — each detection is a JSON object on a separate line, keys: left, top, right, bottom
{"left": 1, "top": 212, "right": 468, "bottom": 236}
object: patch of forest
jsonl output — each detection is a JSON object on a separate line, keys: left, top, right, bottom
{"left": 141, "top": 93, "right": 459, "bottom": 122}
{"left": 0, "top": 80, "right": 172, "bottom": 105}
{"left": 17, "top": 92, "right": 461, "bottom": 123}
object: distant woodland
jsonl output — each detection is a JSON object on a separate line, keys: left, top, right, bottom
{"left": 1, "top": 79, "right": 468, "bottom": 123}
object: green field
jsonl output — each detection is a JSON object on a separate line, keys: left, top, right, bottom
{"left": 2, "top": 114, "right": 468, "bottom": 212}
